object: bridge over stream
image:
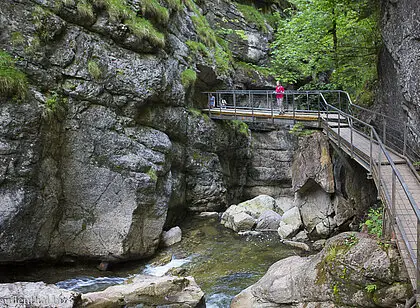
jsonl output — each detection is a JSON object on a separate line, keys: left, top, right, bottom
{"left": 203, "top": 89, "right": 420, "bottom": 299}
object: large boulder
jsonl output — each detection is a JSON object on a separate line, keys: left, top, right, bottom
{"left": 0, "top": 282, "right": 81, "bottom": 308}
{"left": 232, "top": 232, "right": 412, "bottom": 307}
{"left": 291, "top": 132, "right": 377, "bottom": 239}
{"left": 256, "top": 210, "right": 282, "bottom": 231}
{"left": 82, "top": 275, "right": 205, "bottom": 308}
{"left": 221, "top": 195, "right": 279, "bottom": 232}
{"left": 277, "top": 206, "right": 302, "bottom": 239}
{"left": 292, "top": 132, "right": 334, "bottom": 194}
{"left": 161, "top": 226, "right": 182, "bottom": 247}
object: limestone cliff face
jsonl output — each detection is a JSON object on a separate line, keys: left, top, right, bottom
{"left": 378, "top": 0, "right": 420, "bottom": 154}
{"left": 291, "top": 132, "right": 377, "bottom": 239}
{"left": 0, "top": 0, "right": 276, "bottom": 262}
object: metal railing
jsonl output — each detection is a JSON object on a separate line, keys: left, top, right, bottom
{"left": 318, "top": 92, "right": 420, "bottom": 295}
{"left": 205, "top": 90, "right": 420, "bottom": 167}
{"left": 204, "top": 89, "right": 420, "bottom": 294}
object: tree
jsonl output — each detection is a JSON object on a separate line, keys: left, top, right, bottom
{"left": 271, "top": 0, "right": 380, "bottom": 103}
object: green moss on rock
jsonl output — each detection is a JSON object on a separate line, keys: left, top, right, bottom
{"left": 0, "top": 51, "right": 27, "bottom": 101}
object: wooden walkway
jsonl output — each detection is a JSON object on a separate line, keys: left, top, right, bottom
{"left": 325, "top": 124, "right": 420, "bottom": 291}
{"left": 205, "top": 105, "right": 420, "bottom": 294}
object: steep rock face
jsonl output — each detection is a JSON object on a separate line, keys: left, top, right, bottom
{"left": 0, "top": 0, "right": 272, "bottom": 262}
{"left": 291, "top": 132, "right": 377, "bottom": 239}
{"left": 243, "top": 128, "right": 296, "bottom": 201}
{"left": 232, "top": 232, "right": 412, "bottom": 307}
{"left": 379, "top": 0, "right": 420, "bottom": 154}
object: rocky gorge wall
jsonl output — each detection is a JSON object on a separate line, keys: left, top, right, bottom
{"left": 0, "top": 0, "right": 379, "bottom": 266}
{"left": 0, "top": 0, "right": 280, "bottom": 263}
{"left": 378, "top": 0, "right": 420, "bottom": 153}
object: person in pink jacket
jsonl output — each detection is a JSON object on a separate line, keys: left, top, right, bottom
{"left": 275, "top": 81, "right": 285, "bottom": 114}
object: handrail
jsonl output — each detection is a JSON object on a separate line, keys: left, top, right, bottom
{"left": 319, "top": 92, "right": 420, "bottom": 278}
{"left": 319, "top": 93, "right": 420, "bottom": 216}
{"left": 203, "top": 88, "right": 420, "bottom": 293}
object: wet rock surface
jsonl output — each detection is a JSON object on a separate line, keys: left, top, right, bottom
{"left": 232, "top": 232, "right": 412, "bottom": 308}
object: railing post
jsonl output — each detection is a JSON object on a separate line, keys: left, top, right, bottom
{"left": 382, "top": 117, "right": 387, "bottom": 145}
{"left": 370, "top": 129, "right": 373, "bottom": 170}
{"left": 269, "top": 91, "right": 273, "bottom": 124}
{"left": 233, "top": 91, "right": 237, "bottom": 119}
{"left": 250, "top": 91, "right": 254, "bottom": 123}
{"left": 391, "top": 170, "right": 396, "bottom": 223}
{"left": 403, "top": 123, "right": 407, "bottom": 156}
{"left": 350, "top": 123, "right": 354, "bottom": 158}
{"left": 378, "top": 143, "right": 382, "bottom": 188}
{"left": 338, "top": 110, "right": 341, "bottom": 149}
{"left": 317, "top": 93, "right": 321, "bottom": 127}
{"left": 306, "top": 92, "right": 309, "bottom": 110}
{"left": 417, "top": 220, "right": 420, "bottom": 304}
{"left": 292, "top": 93, "right": 296, "bottom": 124}
{"left": 338, "top": 91, "right": 341, "bottom": 111}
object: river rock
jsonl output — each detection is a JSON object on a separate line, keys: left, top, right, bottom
{"left": 221, "top": 205, "right": 256, "bottom": 232}
{"left": 221, "top": 195, "right": 279, "bottom": 232}
{"left": 82, "top": 275, "right": 205, "bottom": 307}
{"left": 281, "top": 240, "right": 310, "bottom": 252}
{"left": 0, "top": 282, "right": 81, "bottom": 308}
{"left": 255, "top": 210, "right": 282, "bottom": 231}
{"left": 277, "top": 206, "right": 302, "bottom": 239}
{"left": 161, "top": 226, "right": 182, "bottom": 247}
{"left": 232, "top": 232, "right": 412, "bottom": 307}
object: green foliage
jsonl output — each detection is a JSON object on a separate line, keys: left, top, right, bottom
{"left": 93, "top": 0, "right": 131, "bottom": 20}
{"left": 360, "top": 206, "right": 383, "bottom": 238}
{"left": 125, "top": 16, "right": 165, "bottom": 47}
{"left": 91, "top": 0, "right": 165, "bottom": 47}
{"left": 183, "top": 0, "right": 232, "bottom": 75}
{"left": 181, "top": 68, "right": 197, "bottom": 88}
{"left": 88, "top": 60, "right": 102, "bottom": 80}
{"left": 141, "top": 0, "right": 169, "bottom": 24}
{"left": 365, "top": 283, "right": 377, "bottom": 293}
{"left": 77, "top": 0, "right": 94, "bottom": 18}
{"left": 146, "top": 168, "right": 158, "bottom": 182}
{"left": 11, "top": 32, "right": 25, "bottom": 46}
{"left": 164, "top": 0, "right": 183, "bottom": 11}
{"left": 188, "top": 108, "right": 210, "bottom": 122}
{"left": 236, "top": 3, "right": 268, "bottom": 33}
{"left": 191, "top": 15, "right": 217, "bottom": 47}
{"left": 271, "top": 0, "right": 380, "bottom": 101}
{"left": 186, "top": 40, "right": 210, "bottom": 57}
{"left": 235, "top": 61, "right": 271, "bottom": 77}
{"left": 216, "top": 28, "right": 248, "bottom": 41}
{"left": 44, "top": 91, "right": 67, "bottom": 114}
{"left": 0, "top": 50, "right": 27, "bottom": 101}
{"left": 229, "top": 120, "right": 250, "bottom": 136}
{"left": 289, "top": 123, "right": 316, "bottom": 136}
{"left": 343, "top": 233, "right": 358, "bottom": 248}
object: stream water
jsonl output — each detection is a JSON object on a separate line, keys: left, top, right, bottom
{"left": 1, "top": 215, "right": 304, "bottom": 307}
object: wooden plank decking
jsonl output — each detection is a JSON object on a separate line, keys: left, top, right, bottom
{"left": 325, "top": 125, "right": 420, "bottom": 290}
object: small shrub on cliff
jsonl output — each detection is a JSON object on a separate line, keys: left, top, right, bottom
{"left": 181, "top": 68, "right": 197, "bottom": 88}
{"left": 77, "top": 0, "right": 94, "bottom": 18}
{"left": 0, "top": 50, "right": 27, "bottom": 101}
{"left": 141, "top": 0, "right": 169, "bottom": 24}
{"left": 236, "top": 3, "right": 268, "bottom": 33}
{"left": 289, "top": 123, "right": 316, "bottom": 136}
{"left": 165, "top": 0, "right": 182, "bottom": 11}
{"left": 360, "top": 206, "right": 383, "bottom": 238}
{"left": 124, "top": 17, "right": 165, "bottom": 47}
